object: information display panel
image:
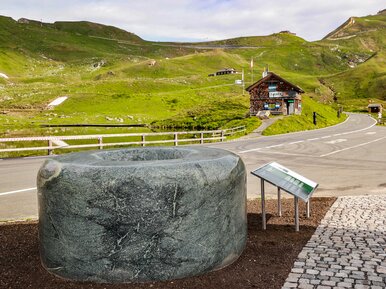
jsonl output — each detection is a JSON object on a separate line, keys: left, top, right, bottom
{"left": 251, "top": 162, "right": 318, "bottom": 202}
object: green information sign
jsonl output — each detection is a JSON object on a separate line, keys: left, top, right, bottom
{"left": 251, "top": 162, "right": 318, "bottom": 202}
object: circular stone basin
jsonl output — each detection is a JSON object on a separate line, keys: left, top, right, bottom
{"left": 37, "top": 147, "right": 247, "bottom": 283}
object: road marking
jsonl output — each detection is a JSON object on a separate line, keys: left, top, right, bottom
{"left": 239, "top": 147, "right": 262, "bottom": 153}
{"left": 256, "top": 150, "right": 317, "bottom": 158}
{"left": 320, "top": 137, "right": 386, "bottom": 157}
{"left": 0, "top": 187, "right": 37, "bottom": 196}
{"left": 288, "top": 140, "right": 304, "bottom": 144}
{"left": 325, "top": 139, "right": 347, "bottom": 144}
{"left": 237, "top": 116, "right": 376, "bottom": 154}
{"left": 340, "top": 119, "right": 377, "bottom": 135}
{"left": 265, "top": 144, "right": 284, "bottom": 148}
{"left": 365, "top": 132, "right": 376, "bottom": 135}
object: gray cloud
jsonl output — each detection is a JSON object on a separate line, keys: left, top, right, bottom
{"left": 1, "top": 0, "right": 384, "bottom": 41}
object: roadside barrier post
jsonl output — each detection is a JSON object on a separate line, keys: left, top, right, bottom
{"left": 48, "top": 140, "right": 53, "bottom": 155}
{"left": 174, "top": 133, "right": 178, "bottom": 146}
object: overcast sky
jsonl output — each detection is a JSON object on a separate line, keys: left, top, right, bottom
{"left": 1, "top": 0, "right": 385, "bottom": 42}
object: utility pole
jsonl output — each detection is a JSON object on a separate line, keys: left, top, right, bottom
{"left": 251, "top": 57, "right": 254, "bottom": 83}
{"left": 242, "top": 68, "right": 245, "bottom": 95}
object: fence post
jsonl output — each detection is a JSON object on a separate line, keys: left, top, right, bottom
{"left": 221, "top": 130, "right": 225, "bottom": 142}
{"left": 174, "top": 133, "right": 178, "bottom": 146}
{"left": 200, "top": 132, "right": 204, "bottom": 144}
{"left": 48, "top": 140, "right": 53, "bottom": 155}
{"left": 98, "top": 137, "right": 103, "bottom": 150}
{"left": 142, "top": 135, "right": 146, "bottom": 147}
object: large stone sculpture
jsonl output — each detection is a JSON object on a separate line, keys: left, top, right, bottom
{"left": 38, "top": 147, "right": 247, "bottom": 283}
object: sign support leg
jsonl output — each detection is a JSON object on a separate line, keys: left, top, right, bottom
{"left": 294, "top": 196, "right": 299, "bottom": 232}
{"left": 306, "top": 200, "right": 310, "bottom": 218}
{"left": 277, "top": 187, "right": 282, "bottom": 217}
{"left": 261, "top": 179, "right": 266, "bottom": 230}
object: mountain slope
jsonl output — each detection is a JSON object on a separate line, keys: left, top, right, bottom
{"left": 318, "top": 10, "right": 386, "bottom": 108}
{"left": 53, "top": 21, "right": 144, "bottom": 44}
{"left": 0, "top": 10, "right": 385, "bottom": 138}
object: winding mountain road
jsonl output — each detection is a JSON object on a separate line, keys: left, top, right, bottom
{"left": 1, "top": 113, "right": 385, "bottom": 220}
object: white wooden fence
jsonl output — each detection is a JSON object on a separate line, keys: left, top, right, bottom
{"left": 0, "top": 126, "right": 245, "bottom": 156}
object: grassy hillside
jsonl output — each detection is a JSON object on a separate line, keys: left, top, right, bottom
{"left": 53, "top": 21, "right": 144, "bottom": 44}
{"left": 319, "top": 11, "right": 386, "bottom": 111}
{"left": 0, "top": 10, "right": 385, "bottom": 139}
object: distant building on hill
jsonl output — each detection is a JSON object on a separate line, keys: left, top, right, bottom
{"left": 246, "top": 71, "right": 304, "bottom": 116}
{"left": 208, "top": 68, "right": 237, "bottom": 77}
{"left": 367, "top": 103, "right": 383, "bottom": 113}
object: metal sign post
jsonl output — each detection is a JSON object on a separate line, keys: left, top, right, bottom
{"left": 251, "top": 162, "right": 318, "bottom": 232}
{"left": 277, "top": 187, "right": 282, "bottom": 217}
{"left": 294, "top": 197, "right": 299, "bottom": 231}
{"left": 261, "top": 179, "right": 266, "bottom": 230}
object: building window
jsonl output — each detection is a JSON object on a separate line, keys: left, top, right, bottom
{"left": 268, "top": 83, "right": 277, "bottom": 92}
{"left": 264, "top": 103, "right": 281, "bottom": 110}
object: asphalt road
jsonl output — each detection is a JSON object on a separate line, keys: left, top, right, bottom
{"left": 1, "top": 113, "right": 385, "bottom": 220}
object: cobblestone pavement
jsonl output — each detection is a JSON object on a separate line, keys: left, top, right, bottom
{"left": 282, "top": 196, "right": 386, "bottom": 289}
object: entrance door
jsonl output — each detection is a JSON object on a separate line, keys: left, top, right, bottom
{"left": 286, "top": 100, "right": 295, "bottom": 115}
{"left": 288, "top": 102, "right": 294, "bottom": 115}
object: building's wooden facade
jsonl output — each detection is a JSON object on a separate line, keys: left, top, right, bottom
{"left": 246, "top": 72, "right": 304, "bottom": 116}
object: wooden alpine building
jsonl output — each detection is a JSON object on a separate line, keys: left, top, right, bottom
{"left": 246, "top": 71, "right": 304, "bottom": 116}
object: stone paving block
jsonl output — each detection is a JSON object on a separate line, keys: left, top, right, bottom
{"left": 306, "top": 269, "right": 319, "bottom": 275}
{"left": 337, "top": 281, "right": 353, "bottom": 287}
{"left": 321, "top": 280, "right": 336, "bottom": 286}
{"left": 292, "top": 268, "right": 305, "bottom": 274}
{"left": 354, "top": 285, "right": 370, "bottom": 289}
{"left": 283, "top": 282, "right": 298, "bottom": 288}
{"left": 298, "top": 284, "right": 313, "bottom": 289}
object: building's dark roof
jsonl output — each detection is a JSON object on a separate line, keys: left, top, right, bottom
{"left": 217, "top": 68, "right": 236, "bottom": 73}
{"left": 367, "top": 103, "right": 383, "bottom": 108}
{"left": 246, "top": 72, "right": 304, "bottom": 93}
